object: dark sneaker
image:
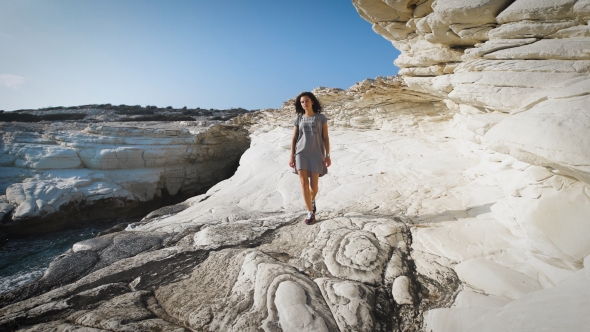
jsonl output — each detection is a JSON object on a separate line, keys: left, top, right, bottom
{"left": 312, "top": 200, "right": 317, "bottom": 213}
{"left": 304, "top": 212, "right": 315, "bottom": 225}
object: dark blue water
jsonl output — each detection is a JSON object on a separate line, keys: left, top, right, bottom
{"left": 0, "top": 225, "right": 114, "bottom": 294}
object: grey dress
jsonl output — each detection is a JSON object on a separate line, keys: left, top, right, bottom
{"left": 294, "top": 114, "right": 328, "bottom": 176}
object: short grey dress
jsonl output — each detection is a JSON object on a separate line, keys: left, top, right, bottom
{"left": 294, "top": 114, "right": 328, "bottom": 176}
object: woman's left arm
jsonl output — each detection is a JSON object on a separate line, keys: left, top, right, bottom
{"left": 323, "top": 122, "right": 331, "bottom": 167}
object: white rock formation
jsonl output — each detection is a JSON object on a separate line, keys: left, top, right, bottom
{"left": 155, "top": 250, "right": 339, "bottom": 331}
{"left": 2, "top": 0, "right": 590, "bottom": 331}
{"left": 0, "top": 121, "right": 249, "bottom": 234}
{"left": 392, "top": 276, "right": 415, "bottom": 305}
{"left": 0, "top": 71, "right": 586, "bottom": 331}
{"left": 316, "top": 278, "right": 376, "bottom": 332}
{"left": 350, "top": 0, "right": 590, "bottom": 331}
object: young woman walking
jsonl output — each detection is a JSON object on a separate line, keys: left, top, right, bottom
{"left": 289, "top": 92, "right": 331, "bottom": 225}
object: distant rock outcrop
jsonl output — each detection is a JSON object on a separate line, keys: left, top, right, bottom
{"left": 0, "top": 107, "right": 250, "bottom": 235}
{"left": 1, "top": 1, "right": 590, "bottom": 331}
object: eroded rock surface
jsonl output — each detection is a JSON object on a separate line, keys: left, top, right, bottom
{"left": 1, "top": 78, "right": 466, "bottom": 331}
{"left": 351, "top": 0, "right": 590, "bottom": 330}
{"left": 352, "top": 0, "right": 590, "bottom": 184}
{"left": 0, "top": 119, "right": 250, "bottom": 234}
{"left": 3, "top": 68, "right": 589, "bottom": 330}
{"left": 2, "top": 0, "right": 590, "bottom": 331}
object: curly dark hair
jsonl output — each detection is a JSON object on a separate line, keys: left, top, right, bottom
{"left": 294, "top": 92, "right": 322, "bottom": 114}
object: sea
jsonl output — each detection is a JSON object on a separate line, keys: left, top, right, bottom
{"left": 0, "top": 221, "right": 126, "bottom": 295}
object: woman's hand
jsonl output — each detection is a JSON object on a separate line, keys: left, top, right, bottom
{"left": 324, "top": 156, "right": 331, "bottom": 167}
{"left": 289, "top": 154, "right": 295, "bottom": 168}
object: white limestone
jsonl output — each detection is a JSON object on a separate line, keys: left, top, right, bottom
{"left": 484, "top": 38, "right": 590, "bottom": 60}
{"left": 391, "top": 276, "right": 414, "bottom": 305}
{"left": 13, "top": 145, "right": 82, "bottom": 169}
{"left": 421, "top": 0, "right": 512, "bottom": 45}
{"left": 488, "top": 20, "right": 578, "bottom": 39}
{"left": 0, "top": 121, "right": 249, "bottom": 232}
{"left": 315, "top": 278, "right": 375, "bottom": 332}
{"left": 6, "top": 178, "right": 85, "bottom": 222}
{"left": 455, "top": 59, "right": 590, "bottom": 74}
{"left": 455, "top": 259, "right": 542, "bottom": 300}
{"left": 5, "top": 1, "right": 590, "bottom": 331}
{"left": 496, "top": 0, "right": 578, "bottom": 24}
{"left": 394, "top": 41, "right": 464, "bottom": 68}
{"left": 451, "top": 290, "right": 510, "bottom": 308}
{"left": 464, "top": 270, "right": 590, "bottom": 332}
{"left": 348, "top": 2, "right": 590, "bottom": 328}
{"left": 461, "top": 38, "right": 537, "bottom": 60}
{"left": 307, "top": 216, "right": 401, "bottom": 284}
{"left": 192, "top": 215, "right": 294, "bottom": 250}
{"left": 6, "top": 75, "right": 590, "bottom": 331}
{"left": 550, "top": 25, "right": 590, "bottom": 38}
{"left": 483, "top": 76, "right": 590, "bottom": 182}
{"left": 153, "top": 250, "right": 339, "bottom": 331}
{"left": 423, "top": 307, "right": 501, "bottom": 332}
{"left": 275, "top": 281, "right": 330, "bottom": 332}
{"left": 352, "top": 0, "right": 413, "bottom": 23}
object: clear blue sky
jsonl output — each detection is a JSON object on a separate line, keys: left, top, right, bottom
{"left": 0, "top": 0, "right": 400, "bottom": 111}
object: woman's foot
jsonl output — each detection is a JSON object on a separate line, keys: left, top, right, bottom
{"left": 312, "top": 200, "right": 317, "bottom": 213}
{"left": 304, "top": 211, "right": 315, "bottom": 225}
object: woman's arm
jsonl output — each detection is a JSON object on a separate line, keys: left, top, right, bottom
{"left": 289, "top": 126, "right": 298, "bottom": 168}
{"left": 322, "top": 123, "right": 331, "bottom": 167}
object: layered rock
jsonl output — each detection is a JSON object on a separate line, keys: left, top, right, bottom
{"left": 353, "top": 0, "right": 590, "bottom": 183}
{"left": 2, "top": 1, "right": 590, "bottom": 331}
{"left": 0, "top": 118, "right": 249, "bottom": 234}
{"left": 350, "top": 0, "right": 590, "bottom": 330}
{"left": 2, "top": 71, "right": 589, "bottom": 330}
{"left": 1, "top": 78, "right": 462, "bottom": 331}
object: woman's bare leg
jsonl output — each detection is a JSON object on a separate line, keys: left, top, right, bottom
{"left": 309, "top": 172, "right": 319, "bottom": 202}
{"left": 298, "top": 170, "right": 313, "bottom": 211}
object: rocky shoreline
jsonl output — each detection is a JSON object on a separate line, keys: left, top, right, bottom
{"left": 2, "top": 0, "right": 590, "bottom": 331}
{"left": 0, "top": 106, "right": 251, "bottom": 235}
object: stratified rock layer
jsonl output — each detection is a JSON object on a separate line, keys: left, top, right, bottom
{"left": 1, "top": 78, "right": 462, "bottom": 331}
{"left": 351, "top": 0, "right": 590, "bottom": 331}
{"left": 2, "top": 1, "right": 590, "bottom": 331}
{"left": 2, "top": 71, "right": 589, "bottom": 330}
{"left": 0, "top": 120, "right": 249, "bottom": 234}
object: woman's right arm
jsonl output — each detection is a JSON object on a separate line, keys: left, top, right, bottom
{"left": 289, "top": 126, "right": 298, "bottom": 167}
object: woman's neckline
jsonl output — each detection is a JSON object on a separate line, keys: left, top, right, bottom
{"left": 302, "top": 113, "right": 317, "bottom": 117}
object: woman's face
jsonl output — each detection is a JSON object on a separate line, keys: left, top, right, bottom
{"left": 300, "top": 96, "right": 313, "bottom": 112}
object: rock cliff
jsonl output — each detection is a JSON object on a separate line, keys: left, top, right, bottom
{"left": 354, "top": 0, "right": 590, "bottom": 184}
{"left": 354, "top": 1, "right": 590, "bottom": 330}
{"left": 1, "top": 1, "right": 590, "bottom": 331}
{"left": 0, "top": 107, "right": 250, "bottom": 235}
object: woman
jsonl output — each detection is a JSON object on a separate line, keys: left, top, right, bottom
{"left": 289, "top": 91, "right": 331, "bottom": 225}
